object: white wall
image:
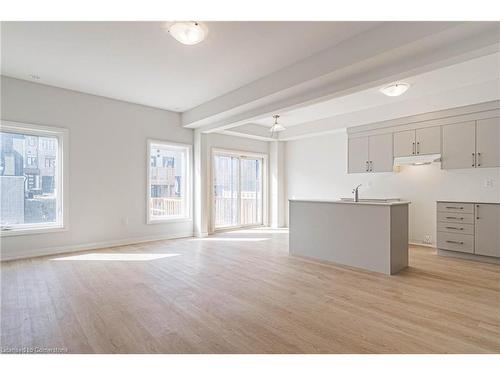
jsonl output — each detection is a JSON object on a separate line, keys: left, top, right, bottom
{"left": 1, "top": 77, "right": 193, "bottom": 260}
{"left": 286, "top": 131, "right": 500, "bottom": 246}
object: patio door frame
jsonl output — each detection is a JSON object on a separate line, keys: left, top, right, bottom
{"left": 210, "top": 148, "right": 268, "bottom": 233}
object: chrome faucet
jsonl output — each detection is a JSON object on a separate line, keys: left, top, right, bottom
{"left": 352, "top": 184, "right": 362, "bottom": 202}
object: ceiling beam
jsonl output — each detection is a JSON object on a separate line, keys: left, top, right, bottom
{"left": 182, "top": 22, "right": 500, "bottom": 137}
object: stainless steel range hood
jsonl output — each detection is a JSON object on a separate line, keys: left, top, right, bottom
{"left": 393, "top": 153, "right": 441, "bottom": 166}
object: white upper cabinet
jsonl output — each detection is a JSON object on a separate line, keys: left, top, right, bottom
{"left": 442, "top": 118, "right": 500, "bottom": 169}
{"left": 348, "top": 136, "right": 369, "bottom": 173}
{"left": 369, "top": 133, "right": 393, "bottom": 173}
{"left": 415, "top": 126, "right": 441, "bottom": 155}
{"left": 476, "top": 117, "right": 500, "bottom": 168}
{"left": 442, "top": 121, "right": 476, "bottom": 169}
{"left": 393, "top": 126, "right": 441, "bottom": 157}
{"left": 393, "top": 130, "right": 415, "bottom": 157}
{"left": 348, "top": 134, "right": 393, "bottom": 173}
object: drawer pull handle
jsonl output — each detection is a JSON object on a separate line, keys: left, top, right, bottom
{"left": 446, "top": 240, "right": 464, "bottom": 245}
{"left": 445, "top": 206, "right": 463, "bottom": 209}
{"left": 445, "top": 226, "right": 463, "bottom": 230}
{"left": 445, "top": 216, "right": 463, "bottom": 220}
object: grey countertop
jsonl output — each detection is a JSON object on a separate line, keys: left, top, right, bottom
{"left": 289, "top": 198, "right": 411, "bottom": 206}
{"left": 437, "top": 200, "right": 500, "bottom": 204}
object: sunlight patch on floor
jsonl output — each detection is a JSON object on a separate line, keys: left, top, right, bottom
{"left": 190, "top": 237, "right": 271, "bottom": 242}
{"left": 230, "top": 228, "right": 289, "bottom": 234}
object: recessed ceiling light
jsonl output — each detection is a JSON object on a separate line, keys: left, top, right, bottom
{"left": 380, "top": 82, "right": 410, "bottom": 97}
{"left": 29, "top": 74, "right": 40, "bottom": 80}
{"left": 164, "top": 21, "right": 208, "bottom": 45}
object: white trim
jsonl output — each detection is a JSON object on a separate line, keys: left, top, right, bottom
{"left": 409, "top": 241, "right": 436, "bottom": 248}
{"left": 0, "top": 231, "right": 194, "bottom": 262}
{"left": 146, "top": 139, "right": 192, "bottom": 224}
{"left": 0, "top": 120, "right": 69, "bottom": 236}
{"left": 0, "top": 224, "right": 68, "bottom": 237}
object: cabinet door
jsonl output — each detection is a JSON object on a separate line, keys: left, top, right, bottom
{"left": 416, "top": 126, "right": 441, "bottom": 155}
{"left": 348, "top": 137, "right": 369, "bottom": 173}
{"left": 369, "top": 133, "right": 393, "bottom": 173}
{"left": 393, "top": 130, "right": 415, "bottom": 157}
{"left": 476, "top": 117, "right": 500, "bottom": 168}
{"left": 475, "top": 204, "right": 500, "bottom": 257}
{"left": 442, "top": 121, "right": 476, "bottom": 169}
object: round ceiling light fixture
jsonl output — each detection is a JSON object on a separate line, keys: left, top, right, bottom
{"left": 379, "top": 82, "right": 410, "bottom": 97}
{"left": 165, "top": 21, "right": 208, "bottom": 45}
{"left": 269, "top": 114, "right": 286, "bottom": 134}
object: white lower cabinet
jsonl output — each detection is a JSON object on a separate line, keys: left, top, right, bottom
{"left": 437, "top": 201, "right": 500, "bottom": 260}
{"left": 475, "top": 204, "right": 500, "bottom": 257}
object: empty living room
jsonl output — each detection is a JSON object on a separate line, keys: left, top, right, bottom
{"left": 1, "top": 1, "right": 499, "bottom": 374}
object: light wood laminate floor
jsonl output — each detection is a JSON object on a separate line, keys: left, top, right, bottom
{"left": 1, "top": 228, "right": 500, "bottom": 353}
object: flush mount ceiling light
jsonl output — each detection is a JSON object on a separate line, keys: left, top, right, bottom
{"left": 269, "top": 114, "right": 286, "bottom": 134}
{"left": 380, "top": 82, "right": 410, "bottom": 97}
{"left": 165, "top": 21, "right": 208, "bottom": 45}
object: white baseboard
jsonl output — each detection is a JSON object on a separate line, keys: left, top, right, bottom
{"left": 1, "top": 231, "right": 194, "bottom": 261}
{"left": 409, "top": 241, "right": 436, "bottom": 248}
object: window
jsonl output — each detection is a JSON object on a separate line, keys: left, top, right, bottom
{"left": 147, "top": 140, "right": 190, "bottom": 223}
{"left": 213, "top": 150, "right": 265, "bottom": 229}
{"left": 0, "top": 121, "right": 67, "bottom": 235}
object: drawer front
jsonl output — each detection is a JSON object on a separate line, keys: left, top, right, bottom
{"left": 437, "top": 212, "right": 474, "bottom": 224}
{"left": 437, "top": 222, "right": 474, "bottom": 235}
{"left": 437, "top": 202, "right": 474, "bottom": 214}
{"left": 437, "top": 232, "right": 474, "bottom": 253}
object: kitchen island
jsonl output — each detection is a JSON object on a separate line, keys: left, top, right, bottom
{"left": 289, "top": 199, "right": 411, "bottom": 275}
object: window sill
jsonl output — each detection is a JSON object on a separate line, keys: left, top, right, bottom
{"left": 147, "top": 217, "right": 192, "bottom": 225}
{"left": 0, "top": 225, "right": 67, "bottom": 237}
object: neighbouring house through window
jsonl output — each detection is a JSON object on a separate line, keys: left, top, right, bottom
{"left": 147, "top": 140, "right": 190, "bottom": 222}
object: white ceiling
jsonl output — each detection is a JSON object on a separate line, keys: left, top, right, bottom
{"left": 0, "top": 21, "right": 379, "bottom": 112}
{"left": 250, "top": 52, "right": 500, "bottom": 129}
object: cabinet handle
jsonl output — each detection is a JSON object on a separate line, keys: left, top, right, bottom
{"left": 472, "top": 153, "right": 475, "bottom": 167}
{"left": 476, "top": 204, "right": 479, "bottom": 219}
{"left": 445, "top": 216, "right": 463, "bottom": 220}
{"left": 445, "top": 226, "right": 463, "bottom": 230}
{"left": 366, "top": 161, "right": 369, "bottom": 172}
{"left": 412, "top": 142, "right": 415, "bottom": 155}
{"left": 416, "top": 142, "right": 420, "bottom": 154}
{"left": 446, "top": 240, "right": 464, "bottom": 245}
{"left": 369, "top": 161, "right": 373, "bottom": 172}
{"left": 477, "top": 152, "right": 481, "bottom": 167}
{"left": 445, "top": 206, "right": 463, "bottom": 209}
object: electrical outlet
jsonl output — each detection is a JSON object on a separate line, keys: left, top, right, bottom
{"left": 423, "top": 235, "right": 432, "bottom": 244}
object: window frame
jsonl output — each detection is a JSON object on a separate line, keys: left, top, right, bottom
{"left": 0, "top": 120, "right": 69, "bottom": 236}
{"left": 146, "top": 139, "right": 192, "bottom": 224}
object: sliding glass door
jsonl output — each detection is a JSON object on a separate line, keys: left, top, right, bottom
{"left": 213, "top": 154, "right": 240, "bottom": 228}
{"left": 213, "top": 152, "right": 263, "bottom": 229}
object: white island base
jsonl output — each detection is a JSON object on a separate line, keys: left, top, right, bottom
{"left": 289, "top": 199, "right": 410, "bottom": 275}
